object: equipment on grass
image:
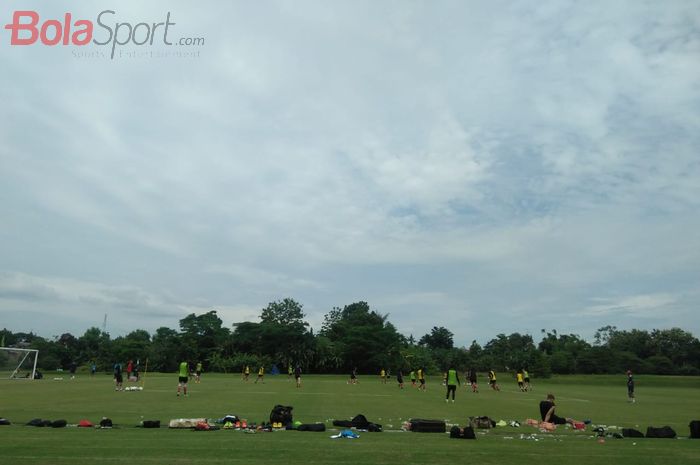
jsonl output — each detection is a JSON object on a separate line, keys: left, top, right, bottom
{"left": 646, "top": 426, "right": 677, "bottom": 438}
{"left": 690, "top": 420, "right": 700, "bottom": 439}
{"left": 449, "top": 425, "right": 476, "bottom": 439}
{"left": 0, "top": 347, "right": 39, "bottom": 380}
{"left": 409, "top": 419, "right": 446, "bottom": 433}
{"left": 270, "top": 405, "right": 293, "bottom": 426}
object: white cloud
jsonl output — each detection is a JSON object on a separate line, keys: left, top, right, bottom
{"left": 1, "top": 0, "right": 699, "bottom": 341}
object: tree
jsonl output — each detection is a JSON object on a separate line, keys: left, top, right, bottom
{"left": 321, "top": 301, "right": 403, "bottom": 373}
{"left": 261, "top": 298, "right": 308, "bottom": 327}
{"left": 179, "top": 311, "right": 230, "bottom": 367}
{"left": 419, "top": 326, "right": 454, "bottom": 350}
{"left": 149, "top": 327, "right": 181, "bottom": 372}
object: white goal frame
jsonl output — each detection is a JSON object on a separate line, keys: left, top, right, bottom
{"left": 0, "top": 347, "right": 39, "bottom": 379}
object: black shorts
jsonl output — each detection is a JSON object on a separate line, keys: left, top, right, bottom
{"left": 549, "top": 414, "right": 566, "bottom": 425}
{"left": 524, "top": 377, "right": 530, "bottom": 382}
{"left": 295, "top": 375, "right": 301, "bottom": 380}
{"left": 420, "top": 378, "right": 425, "bottom": 385}
{"left": 115, "top": 374, "right": 123, "bottom": 383}
{"left": 178, "top": 376, "right": 188, "bottom": 384}
{"left": 489, "top": 380, "right": 497, "bottom": 385}
{"left": 518, "top": 381, "right": 524, "bottom": 387}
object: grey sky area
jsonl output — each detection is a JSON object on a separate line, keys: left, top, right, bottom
{"left": 1, "top": 1, "right": 698, "bottom": 345}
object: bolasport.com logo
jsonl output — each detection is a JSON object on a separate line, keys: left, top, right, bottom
{"left": 3, "top": 10, "right": 205, "bottom": 59}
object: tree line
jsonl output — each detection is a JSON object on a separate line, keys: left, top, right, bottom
{"left": 2, "top": 298, "right": 699, "bottom": 377}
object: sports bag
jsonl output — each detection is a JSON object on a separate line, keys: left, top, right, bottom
{"left": 469, "top": 416, "right": 496, "bottom": 429}
{"left": 142, "top": 420, "right": 160, "bottom": 428}
{"left": 450, "top": 425, "right": 476, "bottom": 439}
{"left": 690, "top": 420, "right": 700, "bottom": 439}
{"left": 646, "top": 426, "right": 677, "bottom": 438}
{"left": 297, "top": 423, "right": 326, "bottom": 432}
{"left": 410, "top": 419, "right": 446, "bottom": 433}
{"left": 622, "top": 428, "right": 644, "bottom": 438}
{"left": 50, "top": 419, "right": 67, "bottom": 428}
{"left": 269, "top": 405, "right": 293, "bottom": 426}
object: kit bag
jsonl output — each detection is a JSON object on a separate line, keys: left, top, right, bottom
{"left": 622, "top": 428, "right": 644, "bottom": 438}
{"left": 469, "top": 416, "right": 496, "bottom": 429}
{"left": 297, "top": 423, "right": 326, "bottom": 432}
{"left": 409, "top": 419, "right": 446, "bottom": 433}
{"left": 450, "top": 425, "right": 476, "bottom": 439}
{"left": 690, "top": 420, "right": 700, "bottom": 439}
{"left": 270, "top": 405, "right": 293, "bottom": 426}
{"left": 646, "top": 426, "right": 676, "bottom": 438}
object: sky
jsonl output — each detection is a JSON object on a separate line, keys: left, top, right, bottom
{"left": 1, "top": 1, "right": 699, "bottom": 346}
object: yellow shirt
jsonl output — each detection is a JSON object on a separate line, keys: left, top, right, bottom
{"left": 517, "top": 373, "right": 524, "bottom": 382}
{"left": 258, "top": 367, "right": 264, "bottom": 376}
{"left": 380, "top": 369, "right": 386, "bottom": 377}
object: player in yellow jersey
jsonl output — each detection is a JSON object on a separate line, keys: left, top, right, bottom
{"left": 254, "top": 365, "right": 265, "bottom": 384}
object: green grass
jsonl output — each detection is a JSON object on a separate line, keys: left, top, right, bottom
{"left": 1, "top": 373, "right": 699, "bottom": 464}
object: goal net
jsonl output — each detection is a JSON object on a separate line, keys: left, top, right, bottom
{"left": 0, "top": 347, "right": 39, "bottom": 379}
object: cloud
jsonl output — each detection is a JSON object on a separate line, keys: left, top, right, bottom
{"left": 583, "top": 293, "right": 679, "bottom": 317}
{"left": 0, "top": 0, "right": 699, "bottom": 342}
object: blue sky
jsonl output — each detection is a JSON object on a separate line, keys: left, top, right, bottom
{"left": 1, "top": 1, "right": 699, "bottom": 345}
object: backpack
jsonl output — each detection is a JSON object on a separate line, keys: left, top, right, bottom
{"left": 51, "top": 419, "right": 67, "bottom": 428}
{"left": 470, "top": 416, "right": 496, "bottom": 429}
{"left": 351, "top": 414, "right": 369, "bottom": 428}
{"left": 367, "top": 423, "right": 383, "bottom": 432}
{"left": 646, "top": 426, "right": 677, "bottom": 438}
{"left": 269, "top": 405, "right": 293, "bottom": 426}
{"left": 0, "top": 418, "right": 10, "bottom": 426}
{"left": 27, "top": 418, "right": 46, "bottom": 427}
{"left": 450, "top": 425, "right": 476, "bottom": 439}
{"left": 690, "top": 420, "right": 700, "bottom": 439}
{"left": 142, "top": 420, "right": 160, "bottom": 428}
{"left": 99, "top": 418, "right": 113, "bottom": 428}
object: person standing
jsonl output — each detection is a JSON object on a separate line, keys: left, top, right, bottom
{"left": 349, "top": 367, "right": 358, "bottom": 384}
{"left": 177, "top": 361, "right": 189, "bottom": 397}
{"left": 488, "top": 369, "right": 500, "bottom": 391}
{"left": 288, "top": 364, "right": 293, "bottom": 381}
{"left": 627, "top": 370, "right": 635, "bottom": 403}
{"left": 195, "top": 361, "right": 202, "bottom": 384}
{"left": 113, "top": 362, "right": 123, "bottom": 391}
{"left": 516, "top": 370, "right": 525, "bottom": 392}
{"left": 418, "top": 367, "right": 426, "bottom": 391}
{"left": 410, "top": 370, "right": 417, "bottom": 387}
{"left": 294, "top": 365, "right": 302, "bottom": 388}
{"left": 523, "top": 368, "right": 531, "bottom": 391}
{"left": 445, "top": 367, "right": 460, "bottom": 402}
{"left": 255, "top": 365, "right": 265, "bottom": 384}
{"left": 396, "top": 369, "right": 404, "bottom": 389}
{"left": 90, "top": 361, "right": 97, "bottom": 377}
{"left": 126, "top": 360, "right": 134, "bottom": 380}
{"left": 468, "top": 367, "right": 479, "bottom": 393}
{"left": 243, "top": 365, "right": 250, "bottom": 382}
{"left": 380, "top": 368, "right": 387, "bottom": 384}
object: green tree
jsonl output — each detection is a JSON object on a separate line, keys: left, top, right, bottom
{"left": 419, "top": 326, "right": 454, "bottom": 350}
{"left": 321, "top": 301, "right": 403, "bottom": 373}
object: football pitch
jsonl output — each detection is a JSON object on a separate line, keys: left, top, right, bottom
{"left": 1, "top": 373, "right": 699, "bottom": 464}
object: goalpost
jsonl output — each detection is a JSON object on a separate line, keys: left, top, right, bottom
{"left": 0, "top": 347, "right": 39, "bottom": 379}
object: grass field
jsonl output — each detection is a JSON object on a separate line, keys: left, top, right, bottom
{"left": 1, "top": 373, "right": 699, "bottom": 464}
